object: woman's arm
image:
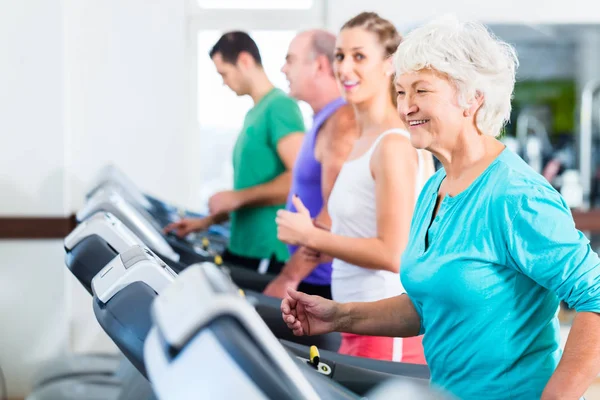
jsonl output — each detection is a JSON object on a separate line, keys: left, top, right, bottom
{"left": 336, "top": 293, "right": 422, "bottom": 337}
{"left": 277, "top": 134, "right": 418, "bottom": 272}
{"left": 541, "top": 312, "right": 600, "bottom": 400}
{"left": 281, "top": 289, "right": 422, "bottom": 338}
{"left": 501, "top": 184, "right": 600, "bottom": 399}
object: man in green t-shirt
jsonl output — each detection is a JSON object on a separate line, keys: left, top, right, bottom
{"left": 165, "top": 31, "right": 305, "bottom": 273}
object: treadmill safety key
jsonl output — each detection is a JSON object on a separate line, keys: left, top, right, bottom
{"left": 297, "top": 346, "right": 332, "bottom": 376}
{"left": 309, "top": 345, "right": 320, "bottom": 367}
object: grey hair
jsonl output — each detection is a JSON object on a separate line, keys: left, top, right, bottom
{"left": 393, "top": 15, "right": 519, "bottom": 136}
{"left": 308, "top": 29, "right": 337, "bottom": 72}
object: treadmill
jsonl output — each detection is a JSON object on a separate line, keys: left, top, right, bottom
{"left": 65, "top": 211, "right": 277, "bottom": 294}
{"left": 89, "top": 247, "right": 432, "bottom": 395}
{"left": 76, "top": 187, "right": 183, "bottom": 263}
{"left": 90, "top": 245, "right": 179, "bottom": 376}
{"left": 76, "top": 188, "right": 266, "bottom": 284}
{"left": 143, "top": 263, "right": 444, "bottom": 399}
{"left": 71, "top": 221, "right": 340, "bottom": 349}
{"left": 86, "top": 164, "right": 229, "bottom": 242}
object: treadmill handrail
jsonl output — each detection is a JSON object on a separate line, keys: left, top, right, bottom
{"left": 151, "top": 264, "right": 321, "bottom": 400}
{"left": 280, "top": 339, "right": 430, "bottom": 380}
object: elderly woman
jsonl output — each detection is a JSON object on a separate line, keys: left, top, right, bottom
{"left": 280, "top": 16, "right": 600, "bottom": 400}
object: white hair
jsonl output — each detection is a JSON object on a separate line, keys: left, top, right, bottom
{"left": 393, "top": 15, "right": 519, "bottom": 137}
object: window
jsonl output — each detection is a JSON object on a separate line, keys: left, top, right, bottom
{"left": 198, "top": 0, "right": 313, "bottom": 9}
{"left": 197, "top": 30, "right": 312, "bottom": 129}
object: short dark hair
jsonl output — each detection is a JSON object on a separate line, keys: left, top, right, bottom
{"left": 209, "top": 31, "right": 262, "bottom": 66}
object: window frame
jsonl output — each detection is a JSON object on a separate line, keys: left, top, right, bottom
{"left": 196, "top": 0, "right": 315, "bottom": 10}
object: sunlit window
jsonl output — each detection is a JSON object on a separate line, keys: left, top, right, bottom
{"left": 197, "top": 30, "right": 312, "bottom": 128}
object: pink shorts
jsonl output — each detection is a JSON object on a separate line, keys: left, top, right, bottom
{"left": 338, "top": 332, "right": 426, "bottom": 364}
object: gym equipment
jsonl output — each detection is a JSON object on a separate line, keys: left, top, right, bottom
{"left": 86, "top": 164, "right": 229, "bottom": 239}
{"left": 90, "top": 245, "right": 176, "bottom": 376}
{"left": 91, "top": 245, "right": 177, "bottom": 304}
{"left": 144, "top": 263, "right": 437, "bottom": 400}
{"left": 86, "top": 243, "right": 340, "bottom": 377}
{"left": 77, "top": 188, "right": 181, "bottom": 263}
{"left": 66, "top": 211, "right": 274, "bottom": 294}
{"left": 77, "top": 186, "right": 228, "bottom": 267}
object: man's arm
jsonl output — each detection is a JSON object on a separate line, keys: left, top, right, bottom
{"left": 336, "top": 294, "right": 422, "bottom": 337}
{"left": 203, "top": 212, "right": 229, "bottom": 225}
{"left": 236, "top": 132, "right": 304, "bottom": 207}
{"left": 313, "top": 105, "right": 359, "bottom": 228}
{"left": 274, "top": 249, "right": 318, "bottom": 281}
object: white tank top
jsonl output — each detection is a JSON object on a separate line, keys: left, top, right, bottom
{"left": 327, "top": 128, "right": 427, "bottom": 303}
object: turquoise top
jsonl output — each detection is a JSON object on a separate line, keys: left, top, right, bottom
{"left": 401, "top": 148, "right": 600, "bottom": 399}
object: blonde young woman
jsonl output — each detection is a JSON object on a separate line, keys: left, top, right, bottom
{"left": 276, "top": 12, "right": 434, "bottom": 364}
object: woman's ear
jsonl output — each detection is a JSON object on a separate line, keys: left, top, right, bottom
{"left": 384, "top": 56, "right": 394, "bottom": 77}
{"left": 466, "top": 90, "right": 484, "bottom": 116}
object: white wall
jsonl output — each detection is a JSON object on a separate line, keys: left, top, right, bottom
{"left": 64, "top": 0, "right": 192, "bottom": 212}
{"left": 0, "top": 0, "right": 66, "bottom": 216}
{"left": 0, "top": 0, "right": 193, "bottom": 216}
{"left": 0, "top": 0, "right": 189, "bottom": 396}
{"left": 0, "top": 1, "right": 71, "bottom": 397}
{"left": 0, "top": 241, "right": 70, "bottom": 397}
{"left": 326, "top": 0, "right": 600, "bottom": 31}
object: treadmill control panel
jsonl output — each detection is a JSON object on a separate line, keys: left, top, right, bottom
{"left": 119, "top": 245, "right": 169, "bottom": 271}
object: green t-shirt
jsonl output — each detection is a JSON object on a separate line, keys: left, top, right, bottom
{"left": 228, "top": 88, "right": 305, "bottom": 262}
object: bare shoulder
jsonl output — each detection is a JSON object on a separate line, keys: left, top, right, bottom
{"left": 369, "top": 131, "right": 418, "bottom": 180}
{"left": 374, "top": 131, "right": 417, "bottom": 160}
{"left": 315, "top": 104, "right": 359, "bottom": 162}
{"left": 321, "top": 104, "right": 359, "bottom": 141}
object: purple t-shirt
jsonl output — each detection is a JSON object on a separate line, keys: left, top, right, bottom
{"left": 285, "top": 97, "right": 346, "bottom": 286}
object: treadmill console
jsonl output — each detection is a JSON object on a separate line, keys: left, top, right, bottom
{"left": 92, "top": 245, "right": 177, "bottom": 303}
{"left": 87, "top": 164, "right": 153, "bottom": 211}
{"left": 147, "top": 264, "right": 322, "bottom": 400}
{"left": 120, "top": 246, "right": 171, "bottom": 272}
{"left": 198, "top": 261, "right": 238, "bottom": 294}
{"left": 77, "top": 188, "right": 180, "bottom": 263}
{"left": 64, "top": 211, "right": 144, "bottom": 254}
